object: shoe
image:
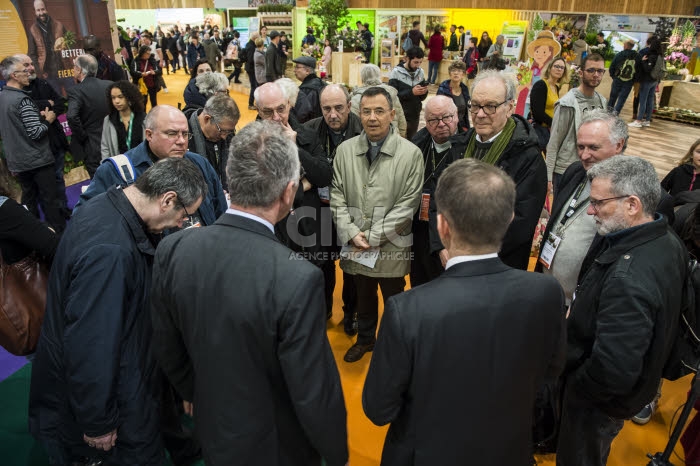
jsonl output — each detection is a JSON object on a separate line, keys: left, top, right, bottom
{"left": 641, "top": 120, "right": 651, "bottom": 127}
{"left": 248, "top": 105, "right": 257, "bottom": 110}
{"left": 234, "top": 80, "right": 242, "bottom": 84}
{"left": 343, "top": 313, "right": 357, "bottom": 336}
{"left": 163, "top": 88, "right": 169, "bottom": 94}
{"left": 343, "top": 341, "right": 375, "bottom": 362}
{"left": 628, "top": 121, "right": 643, "bottom": 128}
{"left": 632, "top": 399, "right": 658, "bottom": 425}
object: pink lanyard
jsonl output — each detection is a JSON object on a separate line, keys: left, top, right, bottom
{"left": 690, "top": 171, "right": 697, "bottom": 191}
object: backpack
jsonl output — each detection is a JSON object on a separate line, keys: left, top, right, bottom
{"left": 662, "top": 257, "right": 700, "bottom": 380}
{"left": 650, "top": 55, "right": 666, "bottom": 81}
{"left": 238, "top": 45, "right": 248, "bottom": 64}
{"left": 106, "top": 154, "right": 137, "bottom": 185}
{"left": 402, "top": 34, "right": 413, "bottom": 52}
{"left": 618, "top": 57, "right": 636, "bottom": 82}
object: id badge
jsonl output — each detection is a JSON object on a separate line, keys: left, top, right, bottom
{"left": 419, "top": 192, "right": 430, "bottom": 221}
{"left": 538, "top": 232, "right": 561, "bottom": 269}
{"left": 318, "top": 186, "right": 330, "bottom": 204}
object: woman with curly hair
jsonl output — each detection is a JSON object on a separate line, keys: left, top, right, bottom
{"left": 100, "top": 80, "right": 146, "bottom": 160}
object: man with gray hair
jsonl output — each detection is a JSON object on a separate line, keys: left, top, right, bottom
{"left": 66, "top": 53, "right": 113, "bottom": 177}
{"left": 29, "top": 157, "right": 207, "bottom": 466}
{"left": 77, "top": 105, "right": 227, "bottom": 227}
{"left": 187, "top": 94, "right": 240, "bottom": 191}
{"left": 350, "top": 63, "right": 406, "bottom": 137}
{"left": 0, "top": 54, "right": 65, "bottom": 232}
{"left": 556, "top": 155, "right": 687, "bottom": 466}
{"left": 151, "top": 121, "right": 349, "bottom": 466}
{"left": 454, "top": 69, "right": 546, "bottom": 270}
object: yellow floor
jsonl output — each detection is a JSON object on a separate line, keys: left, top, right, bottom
{"left": 158, "top": 71, "right": 697, "bottom": 466}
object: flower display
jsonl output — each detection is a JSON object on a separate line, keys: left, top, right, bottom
{"left": 515, "top": 62, "right": 532, "bottom": 87}
{"left": 665, "top": 20, "right": 695, "bottom": 75}
{"left": 332, "top": 28, "right": 363, "bottom": 51}
{"left": 301, "top": 44, "right": 323, "bottom": 60}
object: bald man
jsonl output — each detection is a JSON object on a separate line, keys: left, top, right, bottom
{"left": 410, "top": 95, "right": 469, "bottom": 286}
{"left": 27, "top": 0, "right": 67, "bottom": 78}
{"left": 76, "top": 105, "right": 227, "bottom": 226}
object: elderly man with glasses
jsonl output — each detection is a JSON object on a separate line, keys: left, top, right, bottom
{"left": 187, "top": 94, "right": 239, "bottom": 192}
{"left": 453, "top": 69, "right": 547, "bottom": 270}
{"left": 409, "top": 95, "right": 468, "bottom": 286}
{"left": 546, "top": 53, "right": 607, "bottom": 193}
{"left": 76, "top": 105, "right": 227, "bottom": 228}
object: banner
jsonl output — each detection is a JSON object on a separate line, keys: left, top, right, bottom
{"left": 500, "top": 21, "right": 528, "bottom": 62}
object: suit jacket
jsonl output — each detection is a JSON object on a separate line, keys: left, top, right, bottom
{"left": 151, "top": 214, "right": 348, "bottom": 466}
{"left": 363, "top": 258, "right": 566, "bottom": 466}
{"left": 66, "top": 76, "right": 112, "bottom": 162}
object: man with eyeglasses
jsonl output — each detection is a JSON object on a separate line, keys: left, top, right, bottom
{"left": 0, "top": 54, "right": 66, "bottom": 233}
{"left": 187, "top": 94, "right": 239, "bottom": 192}
{"left": 409, "top": 95, "right": 468, "bottom": 286}
{"left": 29, "top": 158, "right": 207, "bottom": 466}
{"left": 556, "top": 155, "right": 687, "bottom": 466}
{"left": 305, "top": 84, "right": 363, "bottom": 330}
{"left": 547, "top": 53, "right": 607, "bottom": 193}
{"left": 77, "top": 105, "right": 227, "bottom": 228}
{"left": 331, "top": 86, "right": 423, "bottom": 363}
{"left": 255, "top": 82, "right": 331, "bottom": 269}
{"left": 455, "top": 70, "right": 546, "bottom": 270}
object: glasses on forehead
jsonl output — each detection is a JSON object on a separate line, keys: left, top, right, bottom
{"left": 258, "top": 104, "right": 288, "bottom": 119}
{"left": 161, "top": 130, "right": 192, "bottom": 140}
{"left": 426, "top": 114, "right": 455, "bottom": 127}
{"left": 467, "top": 100, "right": 508, "bottom": 115}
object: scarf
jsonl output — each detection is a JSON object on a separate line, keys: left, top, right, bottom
{"left": 463, "top": 117, "right": 516, "bottom": 165}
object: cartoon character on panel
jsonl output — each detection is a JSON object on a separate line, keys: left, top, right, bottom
{"left": 527, "top": 30, "right": 561, "bottom": 78}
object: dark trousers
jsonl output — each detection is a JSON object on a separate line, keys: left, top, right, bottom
{"left": 354, "top": 274, "right": 405, "bottom": 344}
{"left": 246, "top": 66, "right": 257, "bottom": 106}
{"left": 228, "top": 63, "right": 242, "bottom": 82}
{"left": 321, "top": 259, "right": 357, "bottom": 318}
{"left": 555, "top": 381, "right": 624, "bottom": 466}
{"left": 84, "top": 148, "right": 102, "bottom": 180}
{"left": 143, "top": 88, "right": 158, "bottom": 111}
{"left": 179, "top": 51, "right": 188, "bottom": 72}
{"left": 160, "top": 373, "right": 201, "bottom": 466}
{"left": 16, "top": 163, "right": 66, "bottom": 233}
{"left": 608, "top": 80, "right": 633, "bottom": 114}
{"left": 405, "top": 116, "right": 419, "bottom": 141}
{"left": 54, "top": 149, "right": 68, "bottom": 210}
{"left": 409, "top": 220, "right": 443, "bottom": 287}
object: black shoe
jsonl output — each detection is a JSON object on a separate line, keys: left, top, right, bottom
{"left": 343, "top": 313, "right": 357, "bottom": 336}
{"left": 344, "top": 341, "right": 374, "bottom": 362}
{"left": 234, "top": 79, "right": 242, "bottom": 84}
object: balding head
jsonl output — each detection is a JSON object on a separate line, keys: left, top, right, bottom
{"left": 320, "top": 84, "right": 351, "bottom": 131}
{"left": 144, "top": 105, "right": 190, "bottom": 159}
{"left": 254, "top": 82, "right": 291, "bottom": 125}
{"left": 425, "top": 95, "right": 459, "bottom": 144}
{"left": 34, "top": 0, "right": 48, "bottom": 22}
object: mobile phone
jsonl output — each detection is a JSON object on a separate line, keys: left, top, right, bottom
{"left": 418, "top": 80, "right": 429, "bottom": 87}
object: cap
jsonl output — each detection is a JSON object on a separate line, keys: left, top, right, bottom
{"left": 269, "top": 30, "right": 280, "bottom": 39}
{"left": 292, "top": 56, "right": 316, "bottom": 69}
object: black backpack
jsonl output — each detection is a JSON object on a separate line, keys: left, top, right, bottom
{"left": 617, "top": 56, "right": 636, "bottom": 82}
{"left": 238, "top": 45, "right": 248, "bottom": 64}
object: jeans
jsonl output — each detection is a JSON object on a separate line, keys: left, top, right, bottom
{"left": 428, "top": 60, "right": 440, "bottom": 84}
{"left": 608, "top": 79, "right": 633, "bottom": 114}
{"left": 354, "top": 274, "right": 405, "bottom": 344}
{"left": 556, "top": 381, "right": 625, "bottom": 466}
{"left": 637, "top": 80, "right": 657, "bottom": 122}
{"left": 16, "top": 163, "right": 66, "bottom": 233}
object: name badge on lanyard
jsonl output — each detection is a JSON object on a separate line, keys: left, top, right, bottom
{"left": 538, "top": 232, "right": 561, "bottom": 269}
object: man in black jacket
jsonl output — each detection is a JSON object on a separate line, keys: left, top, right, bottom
{"left": 29, "top": 158, "right": 207, "bottom": 466}
{"left": 608, "top": 40, "right": 638, "bottom": 114}
{"left": 293, "top": 56, "right": 326, "bottom": 123}
{"left": 265, "top": 30, "right": 284, "bottom": 83}
{"left": 388, "top": 47, "right": 428, "bottom": 140}
{"left": 305, "top": 84, "right": 362, "bottom": 331}
{"left": 244, "top": 32, "right": 258, "bottom": 109}
{"left": 556, "top": 155, "right": 687, "bottom": 466}
{"left": 151, "top": 121, "right": 349, "bottom": 466}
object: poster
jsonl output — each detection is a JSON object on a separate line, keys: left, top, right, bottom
{"left": 501, "top": 21, "right": 528, "bottom": 62}
{"left": 1, "top": 0, "right": 116, "bottom": 96}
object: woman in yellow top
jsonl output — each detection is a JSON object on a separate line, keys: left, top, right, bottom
{"left": 529, "top": 56, "right": 568, "bottom": 153}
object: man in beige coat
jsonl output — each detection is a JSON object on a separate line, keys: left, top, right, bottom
{"left": 331, "top": 86, "right": 423, "bottom": 363}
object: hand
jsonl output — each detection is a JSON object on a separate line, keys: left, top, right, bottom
{"left": 48, "top": 99, "right": 54, "bottom": 107}
{"left": 642, "top": 55, "right": 648, "bottom": 61}
{"left": 439, "top": 249, "right": 449, "bottom": 268}
{"left": 84, "top": 430, "right": 117, "bottom": 451}
{"left": 281, "top": 122, "right": 297, "bottom": 143}
{"left": 412, "top": 85, "right": 428, "bottom": 96}
{"left": 351, "top": 232, "right": 370, "bottom": 250}
{"left": 183, "top": 401, "right": 193, "bottom": 417}
{"left": 547, "top": 181, "right": 553, "bottom": 195}
{"left": 301, "top": 177, "right": 312, "bottom": 192}
{"left": 41, "top": 107, "right": 56, "bottom": 124}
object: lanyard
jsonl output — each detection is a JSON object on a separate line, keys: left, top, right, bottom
{"left": 423, "top": 143, "right": 448, "bottom": 186}
{"left": 125, "top": 112, "right": 134, "bottom": 149}
{"left": 559, "top": 180, "right": 588, "bottom": 227}
{"left": 326, "top": 130, "right": 345, "bottom": 163}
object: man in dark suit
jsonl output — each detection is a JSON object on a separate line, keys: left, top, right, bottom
{"left": 265, "top": 30, "right": 284, "bottom": 83}
{"left": 151, "top": 121, "right": 349, "bottom": 466}
{"left": 363, "top": 158, "right": 566, "bottom": 466}
{"left": 66, "top": 54, "right": 112, "bottom": 177}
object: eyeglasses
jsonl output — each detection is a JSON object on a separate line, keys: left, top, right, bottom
{"left": 161, "top": 130, "right": 192, "bottom": 140}
{"left": 584, "top": 68, "right": 606, "bottom": 75}
{"left": 426, "top": 114, "right": 455, "bottom": 127}
{"left": 552, "top": 65, "right": 566, "bottom": 70}
{"left": 212, "top": 119, "right": 235, "bottom": 137}
{"left": 258, "top": 104, "right": 288, "bottom": 119}
{"left": 589, "top": 195, "right": 629, "bottom": 213}
{"left": 467, "top": 100, "right": 509, "bottom": 115}
{"left": 177, "top": 198, "right": 191, "bottom": 221}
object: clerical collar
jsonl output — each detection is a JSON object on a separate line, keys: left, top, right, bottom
{"left": 432, "top": 139, "right": 452, "bottom": 152}
{"left": 367, "top": 134, "right": 388, "bottom": 147}
{"left": 476, "top": 130, "right": 504, "bottom": 144}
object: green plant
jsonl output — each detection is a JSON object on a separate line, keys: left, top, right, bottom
{"left": 308, "top": 0, "right": 349, "bottom": 38}
{"left": 62, "top": 30, "right": 76, "bottom": 49}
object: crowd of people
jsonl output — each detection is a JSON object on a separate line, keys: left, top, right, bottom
{"left": 1, "top": 22, "right": 700, "bottom": 466}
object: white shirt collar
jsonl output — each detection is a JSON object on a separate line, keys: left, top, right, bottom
{"left": 432, "top": 139, "right": 452, "bottom": 152}
{"left": 445, "top": 253, "right": 499, "bottom": 269}
{"left": 225, "top": 208, "right": 275, "bottom": 233}
{"left": 476, "top": 130, "right": 504, "bottom": 144}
